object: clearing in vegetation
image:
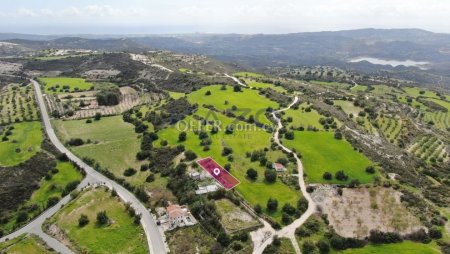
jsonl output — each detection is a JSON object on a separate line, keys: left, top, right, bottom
{"left": 283, "top": 131, "right": 375, "bottom": 184}
{"left": 52, "top": 115, "right": 144, "bottom": 183}
{"left": 187, "top": 85, "right": 279, "bottom": 125}
{"left": 310, "top": 80, "right": 352, "bottom": 90}
{"left": 46, "top": 187, "right": 148, "bottom": 254}
{"left": 0, "top": 83, "right": 39, "bottom": 125}
{"left": 39, "top": 77, "right": 93, "bottom": 94}
{"left": 0, "top": 121, "right": 42, "bottom": 166}
{"left": 166, "top": 225, "right": 216, "bottom": 254}
{"left": 215, "top": 198, "right": 260, "bottom": 233}
{"left": 312, "top": 187, "right": 423, "bottom": 238}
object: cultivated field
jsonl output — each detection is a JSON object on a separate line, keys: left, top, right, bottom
{"left": 377, "top": 116, "right": 404, "bottom": 143}
{"left": 283, "top": 131, "right": 375, "bottom": 184}
{"left": 46, "top": 187, "right": 148, "bottom": 254}
{"left": 0, "top": 84, "right": 39, "bottom": 125}
{"left": 408, "top": 135, "right": 448, "bottom": 163}
{"left": 233, "top": 72, "right": 265, "bottom": 78}
{"left": 0, "top": 121, "right": 42, "bottom": 166}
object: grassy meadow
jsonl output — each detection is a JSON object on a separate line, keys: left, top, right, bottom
{"left": 187, "top": 85, "right": 279, "bottom": 125}
{"left": 283, "top": 131, "right": 375, "bottom": 184}
{"left": 0, "top": 121, "right": 42, "bottom": 166}
{"left": 333, "top": 241, "right": 441, "bottom": 254}
{"left": 233, "top": 72, "right": 265, "bottom": 78}
{"left": 0, "top": 234, "right": 55, "bottom": 254}
{"left": 283, "top": 105, "right": 324, "bottom": 130}
{"left": 49, "top": 187, "right": 148, "bottom": 254}
{"left": 28, "top": 162, "right": 83, "bottom": 209}
{"left": 53, "top": 116, "right": 144, "bottom": 183}
{"left": 39, "top": 77, "right": 93, "bottom": 94}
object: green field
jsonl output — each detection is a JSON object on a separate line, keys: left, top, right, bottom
{"left": 351, "top": 84, "right": 368, "bottom": 92}
{"left": 187, "top": 85, "right": 279, "bottom": 125}
{"left": 0, "top": 234, "right": 55, "bottom": 254}
{"left": 403, "top": 87, "right": 440, "bottom": 99}
{"left": 0, "top": 121, "right": 42, "bottom": 166}
{"left": 310, "top": 80, "right": 352, "bottom": 90}
{"left": 0, "top": 84, "right": 39, "bottom": 124}
{"left": 283, "top": 104, "right": 324, "bottom": 130}
{"left": 178, "top": 68, "right": 191, "bottom": 73}
{"left": 422, "top": 111, "right": 450, "bottom": 130}
{"left": 48, "top": 187, "right": 148, "bottom": 254}
{"left": 233, "top": 72, "right": 265, "bottom": 78}
{"left": 333, "top": 241, "right": 441, "bottom": 254}
{"left": 283, "top": 131, "right": 375, "bottom": 184}
{"left": 157, "top": 107, "right": 301, "bottom": 222}
{"left": 39, "top": 77, "right": 93, "bottom": 94}
{"left": 168, "top": 91, "right": 186, "bottom": 99}
{"left": 334, "top": 100, "right": 361, "bottom": 116}
{"left": 53, "top": 116, "right": 144, "bottom": 183}
{"left": 28, "top": 162, "right": 83, "bottom": 209}
{"left": 246, "top": 80, "right": 287, "bottom": 93}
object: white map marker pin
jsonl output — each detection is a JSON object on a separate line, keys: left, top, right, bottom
{"left": 213, "top": 168, "right": 221, "bottom": 176}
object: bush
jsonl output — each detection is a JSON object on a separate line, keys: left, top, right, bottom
{"left": 123, "top": 167, "right": 137, "bottom": 177}
{"left": 302, "top": 240, "right": 317, "bottom": 254}
{"left": 285, "top": 131, "right": 295, "bottom": 140}
{"left": 297, "top": 197, "right": 309, "bottom": 213}
{"left": 47, "top": 196, "right": 60, "bottom": 208}
{"left": 335, "top": 170, "right": 348, "bottom": 181}
{"left": 323, "top": 172, "right": 332, "bottom": 180}
{"left": 317, "top": 239, "right": 330, "bottom": 254}
{"left": 233, "top": 85, "right": 241, "bottom": 92}
{"left": 96, "top": 211, "right": 109, "bottom": 225}
{"left": 267, "top": 198, "right": 278, "bottom": 212}
{"left": 365, "top": 166, "right": 376, "bottom": 174}
{"left": 16, "top": 211, "right": 28, "bottom": 223}
{"left": 282, "top": 212, "right": 292, "bottom": 224}
{"left": 368, "top": 230, "right": 402, "bottom": 244}
{"left": 282, "top": 203, "right": 296, "bottom": 215}
{"left": 78, "top": 214, "right": 89, "bottom": 227}
{"left": 178, "top": 131, "right": 187, "bottom": 142}
{"left": 246, "top": 168, "right": 258, "bottom": 180}
{"left": 184, "top": 150, "right": 197, "bottom": 161}
{"left": 222, "top": 147, "right": 233, "bottom": 156}
{"left": 264, "top": 169, "right": 277, "bottom": 183}
{"left": 429, "top": 227, "right": 442, "bottom": 239}
{"left": 254, "top": 204, "right": 262, "bottom": 214}
{"left": 146, "top": 174, "right": 155, "bottom": 183}
{"left": 140, "top": 164, "right": 149, "bottom": 171}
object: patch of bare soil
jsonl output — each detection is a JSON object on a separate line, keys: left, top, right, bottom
{"left": 47, "top": 224, "right": 75, "bottom": 250}
{"left": 312, "top": 186, "right": 423, "bottom": 238}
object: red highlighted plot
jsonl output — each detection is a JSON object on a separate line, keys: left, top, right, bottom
{"left": 197, "top": 157, "right": 240, "bottom": 190}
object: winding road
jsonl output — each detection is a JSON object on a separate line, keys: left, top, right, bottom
{"left": 0, "top": 80, "right": 167, "bottom": 254}
{"left": 251, "top": 96, "right": 316, "bottom": 254}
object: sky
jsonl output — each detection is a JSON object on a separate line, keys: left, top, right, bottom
{"left": 0, "top": 0, "right": 449, "bottom": 34}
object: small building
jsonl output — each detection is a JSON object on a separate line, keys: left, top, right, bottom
{"left": 195, "top": 184, "right": 219, "bottom": 195}
{"left": 272, "top": 163, "right": 287, "bottom": 172}
{"left": 165, "top": 204, "right": 197, "bottom": 230}
{"left": 190, "top": 171, "right": 200, "bottom": 180}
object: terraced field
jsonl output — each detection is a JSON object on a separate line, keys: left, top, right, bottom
{"left": 0, "top": 84, "right": 39, "bottom": 125}
{"left": 422, "top": 111, "right": 450, "bottom": 130}
{"left": 408, "top": 135, "right": 448, "bottom": 163}
{"left": 377, "top": 116, "right": 403, "bottom": 143}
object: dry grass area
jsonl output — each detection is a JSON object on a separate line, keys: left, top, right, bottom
{"left": 312, "top": 186, "right": 423, "bottom": 238}
{"left": 215, "top": 199, "right": 260, "bottom": 233}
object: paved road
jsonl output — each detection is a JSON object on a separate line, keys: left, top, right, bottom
{"left": 251, "top": 96, "right": 316, "bottom": 254}
{"left": 1, "top": 80, "right": 167, "bottom": 254}
{"left": 224, "top": 73, "right": 247, "bottom": 87}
